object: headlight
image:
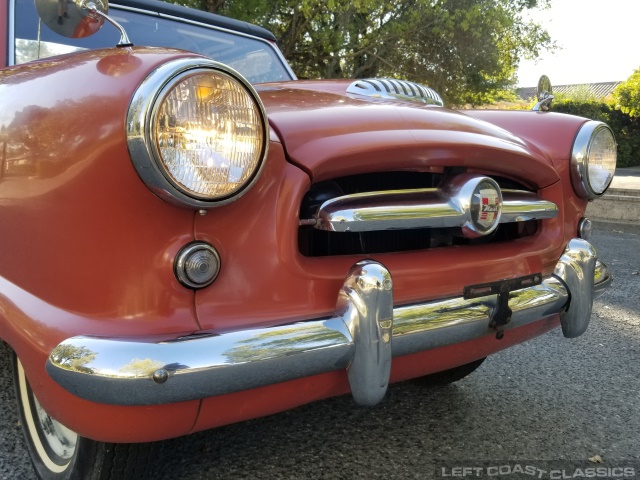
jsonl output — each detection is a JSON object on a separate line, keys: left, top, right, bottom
{"left": 127, "top": 58, "right": 268, "bottom": 208}
{"left": 570, "top": 121, "right": 617, "bottom": 199}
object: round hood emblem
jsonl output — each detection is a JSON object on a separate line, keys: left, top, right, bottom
{"left": 446, "top": 175, "right": 503, "bottom": 238}
{"left": 468, "top": 178, "right": 502, "bottom": 237}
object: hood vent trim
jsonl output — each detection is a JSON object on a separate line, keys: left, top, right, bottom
{"left": 347, "top": 79, "right": 444, "bottom": 106}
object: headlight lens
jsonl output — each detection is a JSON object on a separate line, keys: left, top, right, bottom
{"left": 571, "top": 121, "right": 616, "bottom": 199}
{"left": 127, "top": 59, "right": 268, "bottom": 208}
{"left": 154, "top": 71, "right": 264, "bottom": 200}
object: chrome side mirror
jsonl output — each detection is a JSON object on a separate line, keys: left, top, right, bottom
{"left": 34, "top": 0, "right": 132, "bottom": 46}
{"left": 532, "top": 75, "right": 553, "bottom": 111}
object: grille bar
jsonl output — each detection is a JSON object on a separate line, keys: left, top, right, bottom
{"left": 302, "top": 188, "right": 557, "bottom": 233}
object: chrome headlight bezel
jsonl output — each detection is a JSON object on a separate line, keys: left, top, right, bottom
{"left": 127, "top": 58, "right": 269, "bottom": 209}
{"left": 570, "top": 120, "right": 617, "bottom": 200}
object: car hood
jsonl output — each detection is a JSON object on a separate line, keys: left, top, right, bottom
{"left": 256, "top": 80, "right": 559, "bottom": 189}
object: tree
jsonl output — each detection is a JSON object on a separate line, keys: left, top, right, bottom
{"left": 178, "top": 0, "right": 553, "bottom": 106}
{"left": 614, "top": 67, "right": 640, "bottom": 117}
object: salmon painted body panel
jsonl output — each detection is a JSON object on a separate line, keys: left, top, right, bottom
{"left": 0, "top": 0, "right": 612, "bottom": 445}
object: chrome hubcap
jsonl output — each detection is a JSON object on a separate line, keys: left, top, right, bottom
{"left": 17, "top": 359, "right": 78, "bottom": 472}
{"left": 33, "top": 394, "right": 78, "bottom": 461}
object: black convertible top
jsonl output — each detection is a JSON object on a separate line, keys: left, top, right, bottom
{"left": 113, "top": 0, "right": 277, "bottom": 42}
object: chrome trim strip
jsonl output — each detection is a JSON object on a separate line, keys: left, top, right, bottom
{"left": 500, "top": 189, "right": 558, "bottom": 222}
{"left": 310, "top": 187, "right": 557, "bottom": 233}
{"left": 7, "top": 0, "right": 16, "bottom": 66}
{"left": 315, "top": 188, "right": 461, "bottom": 232}
{"left": 347, "top": 79, "right": 444, "bottom": 106}
{"left": 46, "top": 240, "right": 609, "bottom": 407}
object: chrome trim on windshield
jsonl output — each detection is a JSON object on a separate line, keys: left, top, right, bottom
{"left": 154, "top": 11, "right": 297, "bottom": 81}
{"left": 46, "top": 239, "right": 608, "bottom": 407}
{"left": 111, "top": 4, "right": 297, "bottom": 81}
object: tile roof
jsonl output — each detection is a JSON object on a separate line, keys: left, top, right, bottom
{"left": 516, "top": 81, "right": 621, "bottom": 101}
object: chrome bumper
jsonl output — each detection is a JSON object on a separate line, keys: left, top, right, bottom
{"left": 46, "top": 239, "right": 611, "bottom": 407}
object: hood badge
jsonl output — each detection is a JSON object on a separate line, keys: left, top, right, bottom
{"left": 466, "top": 177, "right": 503, "bottom": 238}
{"left": 445, "top": 175, "right": 503, "bottom": 238}
{"left": 475, "top": 188, "right": 501, "bottom": 228}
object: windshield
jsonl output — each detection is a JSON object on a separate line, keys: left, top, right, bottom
{"left": 12, "top": 0, "right": 294, "bottom": 84}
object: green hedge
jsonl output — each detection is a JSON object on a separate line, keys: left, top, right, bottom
{"left": 552, "top": 100, "right": 640, "bottom": 168}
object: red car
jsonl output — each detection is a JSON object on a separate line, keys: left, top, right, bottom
{"left": 0, "top": 0, "right": 615, "bottom": 478}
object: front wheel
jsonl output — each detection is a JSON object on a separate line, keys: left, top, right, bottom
{"left": 13, "top": 355, "right": 155, "bottom": 480}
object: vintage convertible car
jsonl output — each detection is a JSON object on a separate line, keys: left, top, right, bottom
{"left": 0, "top": 0, "right": 616, "bottom": 477}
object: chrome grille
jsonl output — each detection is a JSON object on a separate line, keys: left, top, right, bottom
{"left": 298, "top": 172, "right": 548, "bottom": 257}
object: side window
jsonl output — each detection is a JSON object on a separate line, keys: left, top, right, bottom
{"left": 12, "top": 0, "right": 292, "bottom": 83}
